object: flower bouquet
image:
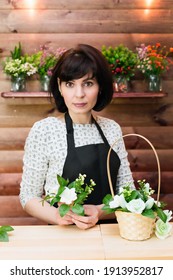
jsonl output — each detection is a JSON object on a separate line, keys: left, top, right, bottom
{"left": 102, "top": 180, "right": 172, "bottom": 240}
{"left": 2, "top": 42, "right": 37, "bottom": 91}
{"left": 33, "top": 45, "right": 67, "bottom": 91}
{"left": 136, "top": 43, "right": 173, "bottom": 76}
{"left": 102, "top": 44, "right": 138, "bottom": 92}
{"left": 136, "top": 43, "right": 173, "bottom": 91}
{"left": 42, "top": 174, "right": 95, "bottom": 217}
{"left": 102, "top": 133, "right": 172, "bottom": 240}
{"left": 3, "top": 42, "right": 37, "bottom": 78}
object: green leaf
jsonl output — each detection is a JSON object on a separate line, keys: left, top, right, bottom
{"left": 50, "top": 197, "right": 60, "bottom": 206}
{"left": 0, "top": 225, "right": 14, "bottom": 232}
{"left": 72, "top": 204, "right": 84, "bottom": 216}
{"left": 142, "top": 209, "right": 156, "bottom": 219}
{"left": 57, "top": 185, "right": 65, "bottom": 196}
{"left": 67, "top": 181, "right": 76, "bottom": 189}
{"left": 102, "top": 194, "right": 113, "bottom": 205}
{"left": 102, "top": 205, "right": 115, "bottom": 214}
{"left": 0, "top": 231, "right": 9, "bottom": 242}
{"left": 156, "top": 208, "right": 167, "bottom": 223}
{"left": 75, "top": 192, "right": 87, "bottom": 204}
{"left": 57, "top": 175, "right": 69, "bottom": 187}
{"left": 59, "top": 204, "right": 70, "bottom": 217}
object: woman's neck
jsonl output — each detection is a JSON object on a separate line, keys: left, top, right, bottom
{"left": 67, "top": 111, "right": 93, "bottom": 124}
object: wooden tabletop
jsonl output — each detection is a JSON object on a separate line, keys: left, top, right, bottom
{"left": 0, "top": 224, "right": 173, "bottom": 260}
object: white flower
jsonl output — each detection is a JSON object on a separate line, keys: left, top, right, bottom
{"left": 109, "top": 195, "right": 121, "bottom": 209}
{"left": 144, "top": 182, "right": 150, "bottom": 194}
{"left": 145, "top": 197, "right": 155, "bottom": 209}
{"left": 126, "top": 198, "right": 146, "bottom": 214}
{"left": 119, "top": 194, "right": 127, "bottom": 209}
{"left": 155, "top": 219, "right": 172, "bottom": 239}
{"left": 163, "top": 210, "right": 173, "bottom": 222}
{"left": 59, "top": 187, "right": 77, "bottom": 205}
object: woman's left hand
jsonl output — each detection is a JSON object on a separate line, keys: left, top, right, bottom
{"left": 70, "top": 205, "right": 99, "bottom": 230}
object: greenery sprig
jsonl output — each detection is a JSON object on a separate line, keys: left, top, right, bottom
{"left": 42, "top": 174, "right": 96, "bottom": 217}
{"left": 0, "top": 225, "right": 14, "bottom": 242}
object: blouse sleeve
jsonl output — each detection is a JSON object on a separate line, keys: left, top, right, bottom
{"left": 19, "top": 121, "right": 49, "bottom": 208}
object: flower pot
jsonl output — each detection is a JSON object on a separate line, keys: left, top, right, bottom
{"left": 115, "top": 211, "right": 156, "bottom": 241}
{"left": 40, "top": 74, "right": 50, "bottom": 92}
{"left": 11, "top": 75, "right": 26, "bottom": 92}
{"left": 147, "top": 74, "right": 162, "bottom": 92}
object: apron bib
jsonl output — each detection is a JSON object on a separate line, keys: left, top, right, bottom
{"left": 62, "top": 112, "right": 120, "bottom": 205}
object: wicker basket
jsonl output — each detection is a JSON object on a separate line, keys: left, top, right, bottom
{"left": 107, "top": 133, "right": 161, "bottom": 241}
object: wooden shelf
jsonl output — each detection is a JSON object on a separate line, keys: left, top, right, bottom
{"left": 1, "top": 91, "right": 50, "bottom": 98}
{"left": 113, "top": 92, "right": 167, "bottom": 98}
{"left": 1, "top": 91, "right": 167, "bottom": 99}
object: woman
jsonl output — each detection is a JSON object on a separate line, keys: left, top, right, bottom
{"left": 20, "top": 44, "right": 134, "bottom": 229}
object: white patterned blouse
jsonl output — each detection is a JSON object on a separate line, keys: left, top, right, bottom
{"left": 19, "top": 115, "right": 134, "bottom": 208}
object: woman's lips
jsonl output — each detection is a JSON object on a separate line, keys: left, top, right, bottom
{"left": 73, "top": 103, "right": 87, "bottom": 107}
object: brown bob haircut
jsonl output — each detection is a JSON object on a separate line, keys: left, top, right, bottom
{"left": 49, "top": 44, "right": 114, "bottom": 112}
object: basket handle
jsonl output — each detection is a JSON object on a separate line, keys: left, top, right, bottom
{"left": 107, "top": 133, "right": 161, "bottom": 203}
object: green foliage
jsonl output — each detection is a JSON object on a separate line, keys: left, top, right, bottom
{"left": 102, "top": 179, "right": 171, "bottom": 223}
{"left": 0, "top": 225, "right": 14, "bottom": 242}
{"left": 102, "top": 44, "right": 138, "bottom": 80}
{"left": 42, "top": 174, "right": 96, "bottom": 217}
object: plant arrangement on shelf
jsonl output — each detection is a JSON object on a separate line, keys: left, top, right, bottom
{"left": 34, "top": 45, "right": 67, "bottom": 78}
{"left": 3, "top": 42, "right": 37, "bottom": 78}
{"left": 102, "top": 179, "right": 172, "bottom": 240}
{"left": 136, "top": 43, "right": 173, "bottom": 76}
{"left": 102, "top": 44, "right": 138, "bottom": 92}
{"left": 0, "top": 225, "right": 14, "bottom": 242}
{"left": 2, "top": 42, "right": 38, "bottom": 92}
{"left": 33, "top": 44, "right": 67, "bottom": 91}
{"left": 42, "top": 173, "right": 96, "bottom": 217}
{"left": 136, "top": 43, "right": 173, "bottom": 92}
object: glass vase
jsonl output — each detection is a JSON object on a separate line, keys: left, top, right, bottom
{"left": 11, "top": 75, "right": 26, "bottom": 92}
{"left": 113, "top": 76, "right": 129, "bottom": 93}
{"left": 40, "top": 74, "right": 50, "bottom": 92}
{"left": 147, "top": 74, "right": 162, "bottom": 92}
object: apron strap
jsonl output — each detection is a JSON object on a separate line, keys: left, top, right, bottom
{"left": 65, "top": 111, "right": 109, "bottom": 148}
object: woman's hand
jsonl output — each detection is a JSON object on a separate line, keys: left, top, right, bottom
{"left": 56, "top": 203, "right": 74, "bottom": 226}
{"left": 69, "top": 204, "right": 100, "bottom": 230}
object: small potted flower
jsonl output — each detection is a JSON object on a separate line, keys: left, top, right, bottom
{"left": 102, "top": 180, "right": 172, "bottom": 240}
{"left": 34, "top": 45, "right": 67, "bottom": 91}
{"left": 102, "top": 44, "right": 138, "bottom": 92}
{"left": 2, "top": 42, "right": 37, "bottom": 92}
{"left": 136, "top": 43, "right": 173, "bottom": 92}
{"left": 42, "top": 173, "right": 95, "bottom": 217}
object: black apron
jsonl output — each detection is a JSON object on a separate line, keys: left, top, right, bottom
{"left": 62, "top": 112, "right": 121, "bottom": 206}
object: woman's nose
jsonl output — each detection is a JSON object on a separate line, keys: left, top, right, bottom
{"left": 75, "top": 85, "right": 85, "bottom": 97}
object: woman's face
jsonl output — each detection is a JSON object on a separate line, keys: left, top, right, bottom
{"left": 59, "top": 73, "right": 99, "bottom": 120}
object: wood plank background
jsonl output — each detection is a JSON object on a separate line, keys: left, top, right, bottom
{"left": 0, "top": 0, "right": 173, "bottom": 225}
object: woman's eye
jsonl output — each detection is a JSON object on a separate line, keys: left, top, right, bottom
{"left": 84, "top": 81, "right": 93, "bottom": 87}
{"left": 66, "top": 81, "right": 74, "bottom": 87}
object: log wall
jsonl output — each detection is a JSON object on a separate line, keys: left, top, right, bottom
{"left": 0, "top": 0, "right": 173, "bottom": 225}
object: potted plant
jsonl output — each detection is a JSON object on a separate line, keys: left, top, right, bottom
{"left": 136, "top": 43, "right": 173, "bottom": 92}
{"left": 102, "top": 179, "right": 172, "bottom": 240}
{"left": 33, "top": 45, "right": 67, "bottom": 91}
{"left": 102, "top": 44, "right": 138, "bottom": 92}
{"left": 2, "top": 42, "right": 37, "bottom": 92}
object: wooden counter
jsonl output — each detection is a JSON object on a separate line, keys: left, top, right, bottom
{"left": 0, "top": 224, "right": 173, "bottom": 260}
